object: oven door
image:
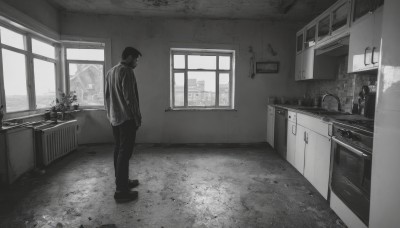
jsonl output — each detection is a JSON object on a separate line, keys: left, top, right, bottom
{"left": 330, "top": 136, "right": 372, "bottom": 225}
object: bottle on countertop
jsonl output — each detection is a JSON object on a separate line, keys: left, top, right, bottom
{"left": 358, "top": 85, "right": 370, "bottom": 115}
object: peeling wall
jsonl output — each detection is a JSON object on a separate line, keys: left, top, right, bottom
{"left": 61, "top": 13, "right": 306, "bottom": 143}
{"left": 0, "top": 0, "right": 60, "bottom": 33}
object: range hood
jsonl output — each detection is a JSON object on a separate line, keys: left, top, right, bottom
{"left": 316, "top": 36, "right": 349, "bottom": 57}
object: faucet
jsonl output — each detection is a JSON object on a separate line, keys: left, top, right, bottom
{"left": 321, "top": 93, "right": 341, "bottom": 112}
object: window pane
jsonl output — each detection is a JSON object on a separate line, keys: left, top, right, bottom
{"left": 0, "top": 27, "right": 25, "bottom": 50}
{"left": 173, "top": 55, "right": 185, "bottom": 69}
{"left": 188, "top": 71, "right": 215, "bottom": 106}
{"left": 34, "top": 59, "right": 56, "bottom": 109}
{"left": 219, "top": 73, "right": 230, "bottom": 106}
{"left": 2, "top": 49, "right": 28, "bottom": 112}
{"left": 66, "top": 48, "right": 104, "bottom": 61}
{"left": 318, "top": 16, "right": 330, "bottom": 40}
{"left": 332, "top": 3, "right": 348, "bottom": 31}
{"left": 69, "top": 63, "right": 104, "bottom": 106}
{"left": 32, "top": 39, "right": 55, "bottom": 59}
{"left": 174, "top": 73, "right": 184, "bottom": 106}
{"left": 219, "top": 56, "right": 231, "bottom": 70}
{"left": 188, "top": 55, "right": 216, "bottom": 70}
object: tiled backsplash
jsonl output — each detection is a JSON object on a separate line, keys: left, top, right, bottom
{"left": 305, "top": 56, "right": 377, "bottom": 113}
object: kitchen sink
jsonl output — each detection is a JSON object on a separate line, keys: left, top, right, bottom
{"left": 297, "top": 107, "right": 351, "bottom": 116}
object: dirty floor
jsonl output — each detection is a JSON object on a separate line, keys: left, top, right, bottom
{"left": 0, "top": 143, "right": 343, "bottom": 228}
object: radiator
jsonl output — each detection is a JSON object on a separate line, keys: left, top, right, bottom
{"left": 36, "top": 120, "right": 78, "bottom": 166}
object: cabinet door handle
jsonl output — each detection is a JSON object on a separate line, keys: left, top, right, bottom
{"left": 303, "top": 131, "right": 306, "bottom": 142}
{"left": 371, "top": 47, "right": 377, "bottom": 64}
{"left": 364, "top": 47, "right": 370, "bottom": 66}
{"left": 292, "top": 125, "right": 296, "bottom": 135}
{"left": 306, "top": 132, "right": 308, "bottom": 144}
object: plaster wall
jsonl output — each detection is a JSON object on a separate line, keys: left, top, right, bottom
{"left": 61, "top": 13, "right": 306, "bottom": 143}
{"left": 0, "top": 0, "right": 60, "bottom": 33}
{"left": 369, "top": 0, "right": 400, "bottom": 227}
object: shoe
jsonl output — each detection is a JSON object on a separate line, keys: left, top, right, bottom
{"left": 114, "top": 190, "right": 138, "bottom": 202}
{"left": 129, "top": 179, "right": 139, "bottom": 189}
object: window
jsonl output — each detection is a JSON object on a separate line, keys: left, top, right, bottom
{"left": 0, "top": 26, "right": 29, "bottom": 112}
{"left": 170, "top": 48, "right": 235, "bottom": 109}
{"left": 32, "top": 38, "right": 57, "bottom": 109}
{"left": 0, "top": 24, "right": 58, "bottom": 113}
{"left": 65, "top": 45, "right": 105, "bottom": 106}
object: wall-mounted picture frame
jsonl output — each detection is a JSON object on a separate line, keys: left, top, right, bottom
{"left": 256, "top": 61, "right": 280, "bottom": 73}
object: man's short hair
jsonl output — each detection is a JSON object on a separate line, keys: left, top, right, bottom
{"left": 122, "top": 47, "right": 142, "bottom": 60}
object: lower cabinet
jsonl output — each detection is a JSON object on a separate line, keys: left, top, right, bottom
{"left": 286, "top": 120, "right": 297, "bottom": 167}
{"left": 267, "top": 105, "right": 275, "bottom": 148}
{"left": 294, "top": 125, "right": 306, "bottom": 174}
{"left": 289, "top": 113, "right": 331, "bottom": 200}
{"left": 302, "top": 128, "right": 331, "bottom": 199}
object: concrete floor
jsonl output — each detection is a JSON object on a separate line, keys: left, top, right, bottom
{"left": 0, "top": 143, "right": 344, "bottom": 228}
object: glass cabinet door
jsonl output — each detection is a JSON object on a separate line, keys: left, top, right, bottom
{"left": 353, "top": 0, "right": 384, "bottom": 22}
{"left": 332, "top": 2, "right": 349, "bottom": 32}
{"left": 305, "top": 25, "right": 316, "bottom": 48}
{"left": 296, "top": 33, "right": 304, "bottom": 53}
{"left": 318, "top": 15, "right": 330, "bottom": 41}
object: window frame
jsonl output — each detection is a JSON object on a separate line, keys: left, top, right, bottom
{"left": 170, "top": 48, "right": 235, "bottom": 110}
{"left": 0, "top": 22, "right": 60, "bottom": 113}
{"left": 62, "top": 42, "right": 106, "bottom": 109}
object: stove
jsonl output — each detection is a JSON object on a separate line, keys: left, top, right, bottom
{"left": 333, "top": 118, "right": 374, "bottom": 135}
{"left": 330, "top": 117, "right": 374, "bottom": 226}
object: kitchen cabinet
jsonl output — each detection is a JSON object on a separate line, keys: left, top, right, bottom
{"left": 330, "top": 0, "right": 351, "bottom": 38}
{"left": 295, "top": 30, "right": 304, "bottom": 81}
{"left": 267, "top": 105, "right": 275, "bottom": 148}
{"left": 303, "top": 129, "right": 331, "bottom": 199}
{"left": 295, "top": 20, "right": 337, "bottom": 81}
{"left": 295, "top": 23, "right": 316, "bottom": 81}
{"left": 295, "top": 124, "right": 306, "bottom": 174}
{"left": 3, "top": 128, "right": 34, "bottom": 184}
{"left": 348, "top": 5, "right": 383, "bottom": 73}
{"left": 352, "top": 0, "right": 384, "bottom": 22}
{"left": 296, "top": 113, "right": 332, "bottom": 199}
{"left": 316, "top": 0, "right": 351, "bottom": 46}
{"left": 286, "top": 111, "right": 297, "bottom": 167}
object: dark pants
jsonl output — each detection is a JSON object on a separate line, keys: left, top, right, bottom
{"left": 112, "top": 120, "right": 137, "bottom": 192}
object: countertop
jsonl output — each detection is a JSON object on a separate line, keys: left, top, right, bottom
{"left": 269, "top": 104, "right": 373, "bottom": 124}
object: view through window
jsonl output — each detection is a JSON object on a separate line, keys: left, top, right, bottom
{"left": 0, "top": 27, "right": 29, "bottom": 112}
{"left": 0, "top": 26, "right": 58, "bottom": 112}
{"left": 32, "top": 38, "right": 56, "bottom": 109}
{"left": 66, "top": 47, "right": 105, "bottom": 106}
{"left": 171, "top": 49, "right": 234, "bottom": 109}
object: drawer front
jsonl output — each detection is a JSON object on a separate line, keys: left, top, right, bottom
{"left": 297, "top": 113, "right": 330, "bottom": 137}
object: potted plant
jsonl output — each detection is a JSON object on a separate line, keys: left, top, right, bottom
{"left": 49, "top": 90, "right": 78, "bottom": 120}
{"left": 59, "top": 90, "right": 77, "bottom": 110}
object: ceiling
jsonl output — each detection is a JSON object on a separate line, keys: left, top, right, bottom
{"left": 49, "top": 0, "right": 337, "bottom": 22}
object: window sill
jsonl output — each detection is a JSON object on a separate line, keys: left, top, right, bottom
{"left": 165, "top": 107, "right": 237, "bottom": 112}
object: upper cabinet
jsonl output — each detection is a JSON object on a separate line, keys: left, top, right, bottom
{"left": 331, "top": 0, "right": 351, "bottom": 36}
{"left": 317, "top": 15, "right": 331, "bottom": 42}
{"left": 295, "top": 30, "right": 304, "bottom": 81}
{"left": 294, "top": 0, "right": 385, "bottom": 79}
{"left": 295, "top": 0, "right": 351, "bottom": 81}
{"left": 315, "top": 0, "right": 351, "bottom": 48}
{"left": 353, "top": 0, "right": 384, "bottom": 22}
{"left": 348, "top": 0, "right": 384, "bottom": 73}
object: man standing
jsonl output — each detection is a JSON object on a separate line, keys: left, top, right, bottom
{"left": 105, "top": 47, "right": 142, "bottom": 202}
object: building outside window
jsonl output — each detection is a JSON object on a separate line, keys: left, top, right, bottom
{"left": 170, "top": 48, "right": 235, "bottom": 109}
{"left": 65, "top": 45, "right": 105, "bottom": 107}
